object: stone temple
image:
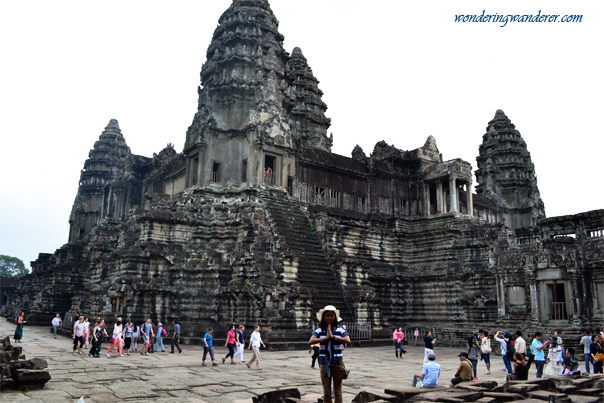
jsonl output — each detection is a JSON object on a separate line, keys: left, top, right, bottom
{"left": 8, "top": 0, "right": 603, "bottom": 346}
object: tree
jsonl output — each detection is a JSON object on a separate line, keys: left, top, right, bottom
{"left": 0, "top": 255, "right": 29, "bottom": 277}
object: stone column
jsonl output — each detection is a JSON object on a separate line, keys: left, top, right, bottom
{"left": 449, "top": 177, "right": 458, "bottom": 212}
{"left": 436, "top": 181, "right": 443, "bottom": 214}
{"left": 466, "top": 181, "right": 473, "bottom": 217}
{"left": 424, "top": 183, "right": 430, "bottom": 216}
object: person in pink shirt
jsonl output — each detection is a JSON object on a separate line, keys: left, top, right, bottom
{"left": 222, "top": 325, "right": 237, "bottom": 365}
{"left": 393, "top": 327, "right": 405, "bottom": 358}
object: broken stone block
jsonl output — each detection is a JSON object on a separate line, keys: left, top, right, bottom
{"left": 507, "top": 384, "right": 542, "bottom": 396}
{"left": 526, "top": 390, "right": 569, "bottom": 403}
{"left": 557, "top": 386, "right": 578, "bottom": 394}
{"left": 470, "top": 381, "right": 498, "bottom": 390}
{"left": 481, "top": 392, "right": 525, "bottom": 402}
{"left": 252, "top": 388, "right": 301, "bottom": 403}
{"left": 384, "top": 387, "right": 447, "bottom": 400}
{"left": 13, "top": 369, "right": 51, "bottom": 391}
{"left": 352, "top": 391, "right": 398, "bottom": 403}
{"left": 28, "top": 358, "right": 48, "bottom": 369}
{"left": 503, "top": 379, "right": 557, "bottom": 393}
{"left": 575, "top": 389, "right": 603, "bottom": 397}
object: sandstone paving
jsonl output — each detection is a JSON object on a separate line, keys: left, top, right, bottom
{"left": 1, "top": 320, "right": 564, "bottom": 402}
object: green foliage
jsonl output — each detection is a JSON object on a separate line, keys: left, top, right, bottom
{"left": 198, "top": 252, "right": 205, "bottom": 260}
{"left": 183, "top": 212, "right": 190, "bottom": 219}
{"left": 182, "top": 247, "right": 187, "bottom": 252}
{"left": 193, "top": 244, "right": 201, "bottom": 249}
{"left": 310, "top": 225, "right": 315, "bottom": 232}
{"left": 291, "top": 217, "right": 295, "bottom": 222}
{"left": 181, "top": 264, "right": 186, "bottom": 271}
{"left": 245, "top": 279, "right": 251, "bottom": 287}
{"left": 0, "top": 255, "right": 29, "bottom": 277}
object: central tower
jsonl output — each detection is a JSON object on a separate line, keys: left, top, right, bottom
{"left": 183, "top": 0, "right": 332, "bottom": 188}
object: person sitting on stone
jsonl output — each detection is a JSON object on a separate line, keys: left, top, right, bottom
{"left": 562, "top": 347, "right": 580, "bottom": 375}
{"left": 449, "top": 352, "right": 473, "bottom": 388}
{"left": 412, "top": 353, "right": 440, "bottom": 388}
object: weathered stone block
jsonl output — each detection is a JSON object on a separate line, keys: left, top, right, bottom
{"left": 481, "top": 392, "right": 525, "bottom": 402}
{"left": 252, "top": 388, "right": 301, "bottom": 403}
{"left": 13, "top": 369, "right": 51, "bottom": 390}
{"left": 352, "top": 390, "right": 398, "bottom": 403}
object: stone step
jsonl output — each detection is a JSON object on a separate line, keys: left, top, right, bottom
{"left": 574, "top": 389, "right": 603, "bottom": 396}
{"left": 567, "top": 395, "right": 600, "bottom": 403}
{"left": 526, "top": 390, "right": 570, "bottom": 403}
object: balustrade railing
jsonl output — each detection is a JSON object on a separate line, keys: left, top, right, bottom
{"left": 550, "top": 301, "right": 567, "bottom": 320}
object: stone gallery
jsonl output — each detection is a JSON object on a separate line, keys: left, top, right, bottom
{"left": 8, "top": 0, "right": 603, "bottom": 345}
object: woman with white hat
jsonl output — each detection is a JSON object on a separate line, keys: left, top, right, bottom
{"left": 309, "top": 305, "right": 350, "bottom": 403}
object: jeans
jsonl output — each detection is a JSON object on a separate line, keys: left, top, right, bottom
{"left": 225, "top": 343, "right": 235, "bottom": 360}
{"left": 203, "top": 346, "right": 215, "bottom": 362}
{"left": 53, "top": 326, "right": 59, "bottom": 338}
{"left": 469, "top": 359, "right": 478, "bottom": 378}
{"left": 535, "top": 360, "right": 545, "bottom": 378}
{"left": 311, "top": 346, "right": 320, "bottom": 367}
{"left": 412, "top": 376, "right": 422, "bottom": 387}
{"left": 483, "top": 353, "right": 491, "bottom": 365}
{"left": 320, "top": 362, "right": 345, "bottom": 403}
{"left": 585, "top": 353, "right": 592, "bottom": 374}
{"left": 171, "top": 334, "right": 181, "bottom": 353}
{"left": 155, "top": 336, "right": 165, "bottom": 351}
{"left": 502, "top": 355, "right": 513, "bottom": 374}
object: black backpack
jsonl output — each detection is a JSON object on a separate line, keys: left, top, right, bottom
{"left": 506, "top": 339, "right": 516, "bottom": 357}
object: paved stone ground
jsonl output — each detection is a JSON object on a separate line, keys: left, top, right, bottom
{"left": 2, "top": 320, "right": 544, "bottom": 402}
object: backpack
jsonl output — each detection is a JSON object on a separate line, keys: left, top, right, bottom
{"left": 14, "top": 317, "right": 19, "bottom": 325}
{"left": 162, "top": 328, "right": 167, "bottom": 337}
{"left": 506, "top": 339, "right": 516, "bottom": 357}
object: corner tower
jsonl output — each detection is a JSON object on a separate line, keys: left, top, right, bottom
{"left": 475, "top": 110, "right": 546, "bottom": 228}
{"left": 183, "top": 0, "right": 331, "bottom": 188}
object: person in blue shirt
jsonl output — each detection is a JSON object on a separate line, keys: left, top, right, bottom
{"left": 412, "top": 353, "right": 440, "bottom": 388}
{"left": 202, "top": 327, "right": 218, "bottom": 366}
{"left": 170, "top": 319, "right": 182, "bottom": 354}
{"left": 531, "top": 331, "right": 550, "bottom": 378}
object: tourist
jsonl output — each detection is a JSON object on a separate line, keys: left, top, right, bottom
{"left": 202, "top": 327, "right": 218, "bottom": 366}
{"left": 123, "top": 321, "right": 133, "bottom": 355}
{"left": 546, "top": 335, "right": 558, "bottom": 363}
{"left": 308, "top": 306, "right": 349, "bottom": 403}
{"left": 90, "top": 319, "right": 103, "bottom": 357}
{"left": 424, "top": 331, "right": 436, "bottom": 364}
{"left": 170, "top": 319, "right": 182, "bottom": 354}
{"left": 132, "top": 322, "right": 139, "bottom": 351}
{"left": 154, "top": 322, "right": 165, "bottom": 352}
{"left": 562, "top": 348, "right": 580, "bottom": 375}
{"left": 72, "top": 316, "right": 85, "bottom": 355}
{"left": 467, "top": 335, "right": 480, "bottom": 380}
{"left": 494, "top": 331, "right": 513, "bottom": 374}
{"left": 480, "top": 331, "right": 492, "bottom": 374}
{"left": 149, "top": 319, "right": 158, "bottom": 354}
{"left": 233, "top": 325, "right": 245, "bottom": 363}
{"left": 14, "top": 311, "right": 26, "bottom": 343}
{"left": 449, "top": 352, "right": 473, "bottom": 388}
{"left": 106, "top": 318, "right": 124, "bottom": 357}
{"left": 310, "top": 340, "right": 320, "bottom": 369}
{"left": 411, "top": 353, "right": 440, "bottom": 388}
{"left": 393, "top": 327, "right": 404, "bottom": 358}
{"left": 532, "top": 331, "right": 549, "bottom": 378}
{"left": 526, "top": 334, "right": 535, "bottom": 371}
{"left": 507, "top": 352, "right": 528, "bottom": 381}
{"left": 590, "top": 335, "right": 604, "bottom": 374}
{"left": 223, "top": 325, "right": 237, "bottom": 364}
{"left": 247, "top": 325, "right": 267, "bottom": 370}
{"left": 83, "top": 317, "right": 90, "bottom": 348}
{"left": 544, "top": 338, "right": 564, "bottom": 375}
{"left": 514, "top": 331, "right": 526, "bottom": 358}
{"left": 414, "top": 328, "right": 419, "bottom": 346}
{"left": 51, "top": 313, "right": 62, "bottom": 339}
{"left": 580, "top": 330, "right": 593, "bottom": 375}
{"left": 141, "top": 318, "right": 154, "bottom": 355}
{"left": 554, "top": 331, "right": 563, "bottom": 345}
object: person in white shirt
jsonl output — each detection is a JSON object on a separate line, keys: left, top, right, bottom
{"left": 51, "top": 314, "right": 62, "bottom": 339}
{"left": 246, "top": 325, "right": 266, "bottom": 370}
{"left": 72, "top": 316, "right": 85, "bottom": 355}
{"left": 106, "top": 318, "right": 124, "bottom": 357}
{"left": 514, "top": 331, "right": 527, "bottom": 356}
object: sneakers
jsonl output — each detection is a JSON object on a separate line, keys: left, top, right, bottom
{"left": 202, "top": 363, "right": 207, "bottom": 367}
{"left": 106, "top": 353, "right": 110, "bottom": 357}
{"left": 246, "top": 363, "right": 251, "bottom": 369}
{"left": 473, "top": 378, "right": 480, "bottom": 381}
{"left": 485, "top": 370, "right": 491, "bottom": 374}
{"left": 145, "top": 352, "right": 149, "bottom": 355}
{"left": 500, "top": 367, "right": 507, "bottom": 371}
{"left": 222, "top": 358, "right": 226, "bottom": 364}
{"left": 212, "top": 362, "right": 218, "bottom": 366}
{"left": 119, "top": 355, "right": 124, "bottom": 357}
{"left": 241, "top": 361, "right": 245, "bottom": 363}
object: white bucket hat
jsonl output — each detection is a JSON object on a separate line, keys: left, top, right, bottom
{"left": 316, "top": 305, "right": 340, "bottom": 322}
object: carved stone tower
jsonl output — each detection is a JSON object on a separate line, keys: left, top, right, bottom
{"left": 183, "top": 0, "right": 331, "bottom": 188}
{"left": 475, "top": 110, "right": 546, "bottom": 228}
{"left": 68, "top": 119, "right": 134, "bottom": 243}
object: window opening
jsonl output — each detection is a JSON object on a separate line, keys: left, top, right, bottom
{"left": 212, "top": 162, "right": 220, "bottom": 182}
{"left": 264, "top": 155, "right": 276, "bottom": 184}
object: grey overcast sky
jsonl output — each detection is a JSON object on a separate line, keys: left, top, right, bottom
{"left": 1, "top": 0, "right": 603, "bottom": 269}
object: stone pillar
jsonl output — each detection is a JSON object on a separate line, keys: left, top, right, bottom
{"left": 424, "top": 183, "right": 430, "bottom": 216}
{"left": 449, "top": 177, "right": 458, "bottom": 212}
{"left": 466, "top": 181, "right": 473, "bottom": 217}
{"left": 436, "top": 181, "right": 443, "bottom": 214}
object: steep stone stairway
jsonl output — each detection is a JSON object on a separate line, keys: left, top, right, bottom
{"left": 260, "top": 189, "right": 353, "bottom": 323}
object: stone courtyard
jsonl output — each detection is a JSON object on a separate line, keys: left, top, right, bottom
{"left": 1, "top": 320, "right": 573, "bottom": 403}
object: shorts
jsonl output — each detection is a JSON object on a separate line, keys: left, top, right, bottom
{"left": 483, "top": 353, "right": 491, "bottom": 364}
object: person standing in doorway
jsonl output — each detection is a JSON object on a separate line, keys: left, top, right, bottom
{"left": 51, "top": 314, "right": 62, "bottom": 339}
{"left": 171, "top": 319, "right": 182, "bottom": 354}
{"left": 233, "top": 325, "right": 245, "bottom": 363}
{"left": 247, "top": 325, "right": 266, "bottom": 370}
{"left": 532, "top": 331, "right": 550, "bottom": 378}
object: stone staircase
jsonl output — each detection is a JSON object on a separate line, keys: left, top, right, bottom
{"left": 260, "top": 189, "right": 353, "bottom": 322}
